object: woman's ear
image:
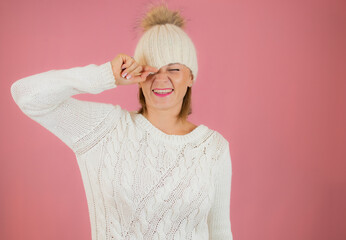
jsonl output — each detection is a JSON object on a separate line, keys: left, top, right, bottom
{"left": 188, "top": 78, "right": 193, "bottom": 87}
{"left": 189, "top": 71, "right": 194, "bottom": 86}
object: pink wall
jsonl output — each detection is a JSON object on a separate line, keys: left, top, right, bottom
{"left": 1, "top": 0, "right": 345, "bottom": 239}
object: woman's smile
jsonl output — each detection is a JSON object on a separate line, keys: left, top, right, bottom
{"left": 152, "top": 89, "right": 174, "bottom": 97}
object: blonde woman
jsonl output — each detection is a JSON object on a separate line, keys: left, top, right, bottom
{"left": 11, "top": 3, "right": 233, "bottom": 240}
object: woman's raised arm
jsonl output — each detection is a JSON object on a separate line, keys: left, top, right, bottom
{"left": 10, "top": 60, "right": 123, "bottom": 155}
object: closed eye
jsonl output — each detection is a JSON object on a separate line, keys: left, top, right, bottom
{"left": 169, "top": 69, "right": 180, "bottom": 71}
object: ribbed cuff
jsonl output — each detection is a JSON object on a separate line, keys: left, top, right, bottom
{"left": 98, "top": 61, "right": 117, "bottom": 90}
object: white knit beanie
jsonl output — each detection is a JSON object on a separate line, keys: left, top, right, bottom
{"left": 133, "top": 3, "right": 198, "bottom": 83}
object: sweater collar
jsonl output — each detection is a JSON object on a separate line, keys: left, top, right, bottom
{"left": 133, "top": 112, "right": 211, "bottom": 145}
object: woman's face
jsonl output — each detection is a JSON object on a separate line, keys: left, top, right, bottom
{"left": 139, "top": 63, "right": 193, "bottom": 112}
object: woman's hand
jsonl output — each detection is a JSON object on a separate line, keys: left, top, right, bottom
{"left": 111, "top": 53, "right": 159, "bottom": 86}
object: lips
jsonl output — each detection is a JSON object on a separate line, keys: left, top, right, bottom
{"left": 152, "top": 88, "right": 174, "bottom": 90}
{"left": 153, "top": 90, "right": 173, "bottom": 97}
{"left": 152, "top": 88, "right": 174, "bottom": 93}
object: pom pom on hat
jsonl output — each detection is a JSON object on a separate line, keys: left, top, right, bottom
{"left": 133, "top": 3, "right": 198, "bottom": 83}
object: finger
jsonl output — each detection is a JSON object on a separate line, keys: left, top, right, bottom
{"left": 123, "top": 62, "right": 139, "bottom": 79}
{"left": 121, "top": 61, "right": 138, "bottom": 79}
{"left": 138, "top": 71, "right": 152, "bottom": 82}
{"left": 120, "top": 56, "right": 135, "bottom": 72}
{"left": 131, "top": 65, "right": 143, "bottom": 76}
{"left": 128, "top": 71, "right": 147, "bottom": 84}
{"left": 142, "top": 65, "right": 159, "bottom": 73}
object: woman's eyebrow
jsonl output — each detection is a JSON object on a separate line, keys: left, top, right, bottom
{"left": 167, "top": 63, "right": 180, "bottom": 66}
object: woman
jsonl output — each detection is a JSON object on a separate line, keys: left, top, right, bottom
{"left": 11, "top": 3, "right": 233, "bottom": 240}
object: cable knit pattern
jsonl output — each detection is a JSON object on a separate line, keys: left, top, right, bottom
{"left": 10, "top": 61, "right": 233, "bottom": 240}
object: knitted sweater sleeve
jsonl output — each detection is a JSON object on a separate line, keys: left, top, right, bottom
{"left": 10, "top": 61, "right": 122, "bottom": 154}
{"left": 207, "top": 141, "right": 234, "bottom": 239}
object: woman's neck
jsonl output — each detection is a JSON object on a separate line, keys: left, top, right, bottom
{"left": 142, "top": 110, "right": 196, "bottom": 135}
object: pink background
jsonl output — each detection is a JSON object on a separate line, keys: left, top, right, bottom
{"left": 1, "top": 0, "right": 346, "bottom": 239}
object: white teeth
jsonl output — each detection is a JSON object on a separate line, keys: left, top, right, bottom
{"left": 153, "top": 89, "right": 173, "bottom": 94}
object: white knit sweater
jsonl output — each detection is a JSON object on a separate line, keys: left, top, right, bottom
{"left": 10, "top": 61, "right": 233, "bottom": 240}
